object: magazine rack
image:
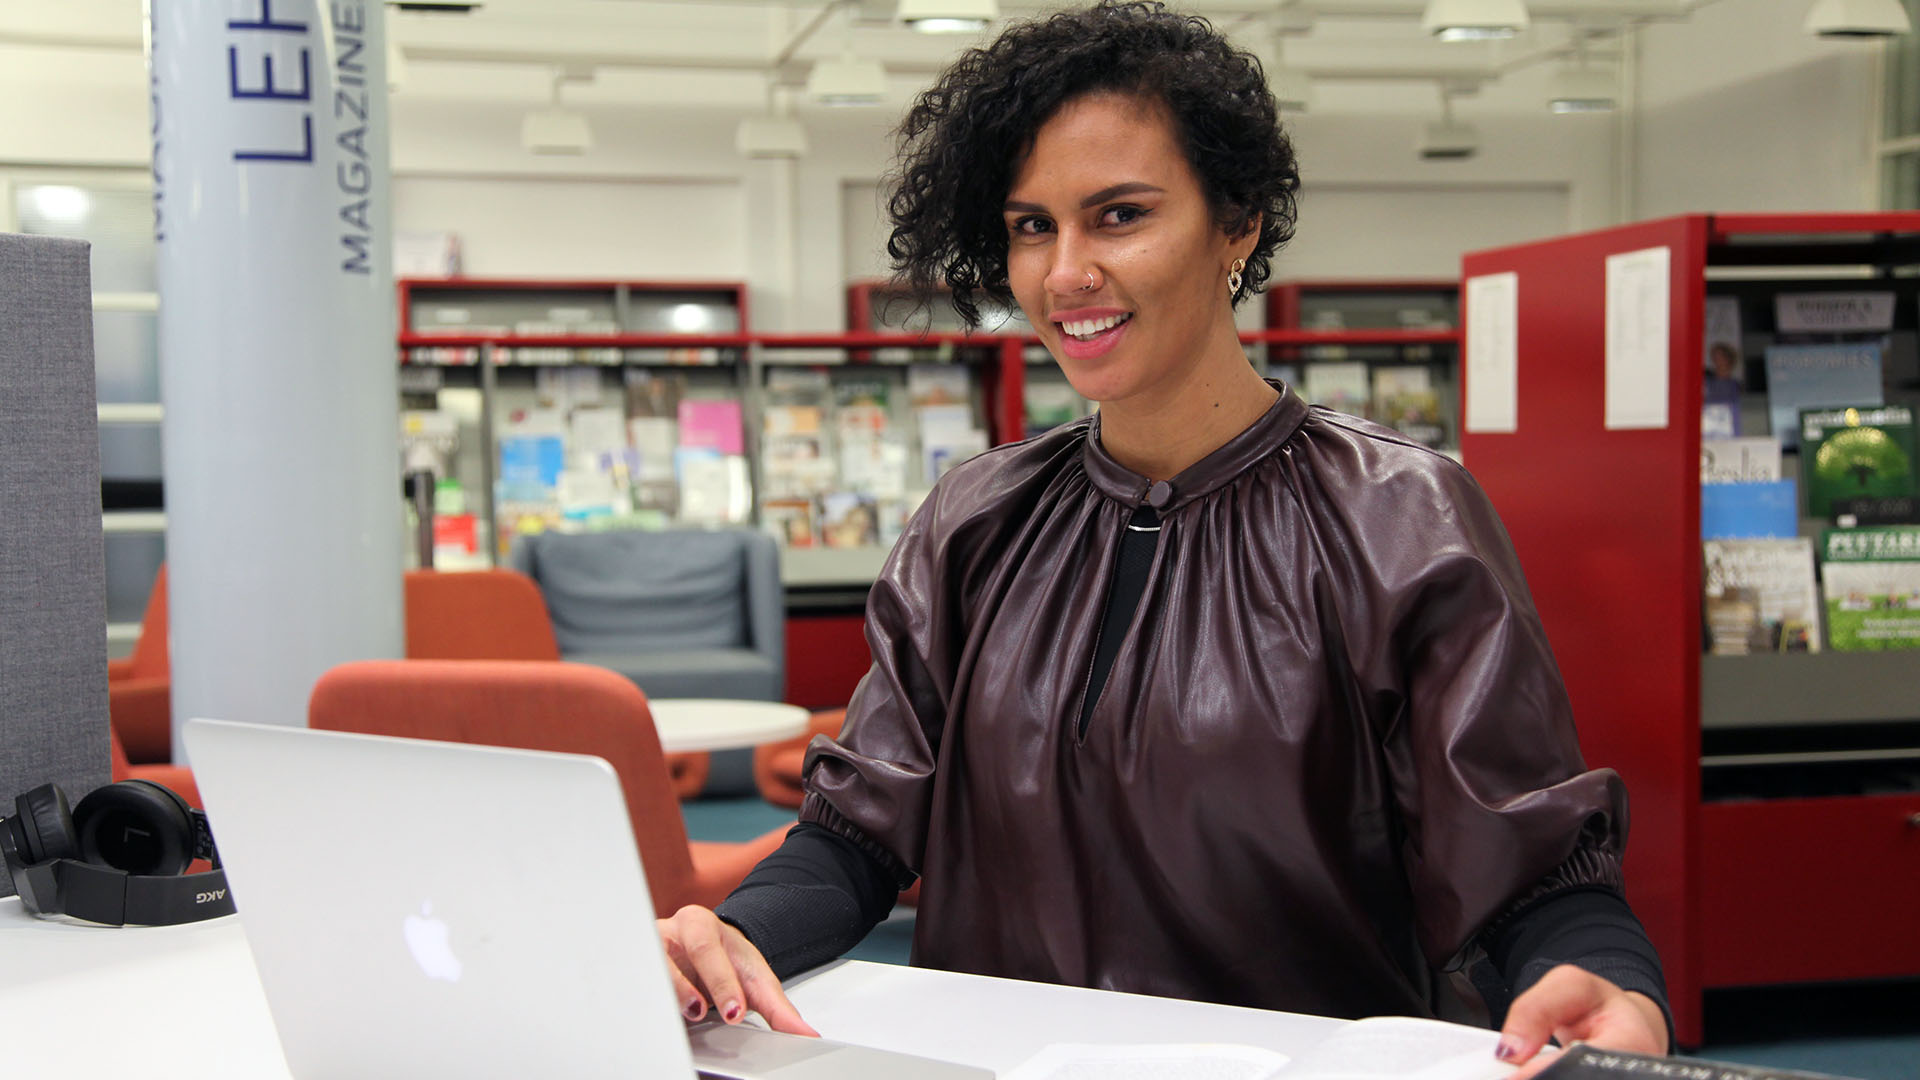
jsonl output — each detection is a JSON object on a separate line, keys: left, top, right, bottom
{"left": 1459, "top": 213, "right": 1920, "bottom": 1047}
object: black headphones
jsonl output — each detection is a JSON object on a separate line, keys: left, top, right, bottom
{"left": 1, "top": 780, "right": 235, "bottom": 926}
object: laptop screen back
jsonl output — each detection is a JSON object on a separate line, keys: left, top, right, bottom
{"left": 183, "top": 718, "right": 695, "bottom": 1080}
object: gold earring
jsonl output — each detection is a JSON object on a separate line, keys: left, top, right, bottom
{"left": 1227, "top": 258, "right": 1246, "bottom": 297}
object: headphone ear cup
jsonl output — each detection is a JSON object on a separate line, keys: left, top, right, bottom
{"left": 72, "top": 780, "right": 196, "bottom": 877}
{"left": 11, "top": 785, "right": 79, "bottom": 864}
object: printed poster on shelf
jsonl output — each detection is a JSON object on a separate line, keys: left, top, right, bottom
{"left": 1821, "top": 526, "right": 1920, "bottom": 651}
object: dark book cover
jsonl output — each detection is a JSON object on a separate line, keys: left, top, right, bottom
{"left": 1540, "top": 1044, "right": 1860, "bottom": 1080}
{"left": 1799, "top": 405, "right": 1915, "bottom": 520}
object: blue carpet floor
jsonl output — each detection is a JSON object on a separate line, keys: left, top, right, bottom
{"left": 683, "top": 796, "right": 1920, "bottom": 1080}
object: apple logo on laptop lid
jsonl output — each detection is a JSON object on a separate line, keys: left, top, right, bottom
{"left": 404, "top": 902, "right": 463, "bottom": 983}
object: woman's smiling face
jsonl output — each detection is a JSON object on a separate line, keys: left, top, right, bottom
{"left": 1003, "top": 91, "right": 1251, "bottom": 407}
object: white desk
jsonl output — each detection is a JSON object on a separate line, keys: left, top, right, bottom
{"left": 649, "top": 698, "right": 812, "bottom": 754}
{"left": 0, "top": 897, "right": 1343, "bottom": 1077}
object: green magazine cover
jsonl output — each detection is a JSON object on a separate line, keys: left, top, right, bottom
{"left": 1820, "top": 526, "right": 1920, "bottom": 651}
{"left": 1799, "top": 405, "right": 1915, "bottom": 520}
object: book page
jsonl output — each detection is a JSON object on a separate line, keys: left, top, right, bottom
{"left": 1277, "top": 1017, "right": 1514, "bottom": 1080}
{"left": 1001, "top": 1043, "right": 1289, "bottom": 1080}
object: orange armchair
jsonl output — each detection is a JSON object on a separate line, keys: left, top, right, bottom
{"left": 403, "top": 569, "right": 709, "bottom": 798}
{"left": 309, "top": 659, "right": 786, "bottom": 915}
{"left": 109, "top": 566, "right": 173, "bottom": 765}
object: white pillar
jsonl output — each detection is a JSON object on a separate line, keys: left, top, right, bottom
{"left": 150, "top": 0, "right": 402, "bottom": 755}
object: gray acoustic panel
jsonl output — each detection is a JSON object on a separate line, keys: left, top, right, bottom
{"left": 0, "top": 232, "right": 109, "bottom": 898}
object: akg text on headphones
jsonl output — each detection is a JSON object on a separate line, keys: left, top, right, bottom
{"left": 1, "top": 780, "right": 235, "bottom": 926}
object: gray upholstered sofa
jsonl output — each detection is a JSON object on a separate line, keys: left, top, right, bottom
{"left": 507, "top": 527, "right": 784, "bottom": 703}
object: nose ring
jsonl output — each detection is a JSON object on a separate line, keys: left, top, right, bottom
{"left": 1079, "top": 272, "right": 1096, "bottom": 293}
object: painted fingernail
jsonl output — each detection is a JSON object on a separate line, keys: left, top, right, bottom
{"left": 723, "top": 1002, "right": 743, "bottom": 1023}
{"left": 684, "top": 999, "right": 704, "bottom": 1021}
{"left": 1495, "top": 1038, "right": 1522, "bottom": 1062}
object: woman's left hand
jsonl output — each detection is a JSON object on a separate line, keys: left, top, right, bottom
{"left": 1496, "top": 963, "right": 1670, "bottom": 1079}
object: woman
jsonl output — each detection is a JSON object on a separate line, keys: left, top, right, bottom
{"left": 661, "top": 4, "right": 1669, "bottom": 1071}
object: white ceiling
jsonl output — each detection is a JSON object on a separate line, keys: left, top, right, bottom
{"left": 0, "top": 0, "right": 1834, "bottom": 119}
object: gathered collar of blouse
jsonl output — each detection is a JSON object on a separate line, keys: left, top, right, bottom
{"left": 1080, "top": 379, "right": 1312, "bottom": 514}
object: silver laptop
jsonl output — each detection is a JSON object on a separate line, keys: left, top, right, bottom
{"left": 183, "top": 717, "right": 989, "bottom": 1080}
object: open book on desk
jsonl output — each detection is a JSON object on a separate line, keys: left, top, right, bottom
{"left": 1004, "top": 1016, "right": 1513, "bottom": 1080}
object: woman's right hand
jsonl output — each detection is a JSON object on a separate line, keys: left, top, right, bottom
{"left": 657, "top": 905, "right": 819, "bottom": 1037}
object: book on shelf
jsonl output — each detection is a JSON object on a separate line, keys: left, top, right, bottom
{"left": 1370, "top": 366, "right": 1446, "bottom": 449}
{"left": 1821, "top": 525, "right": 1920, "bottom": 652}
{"left": 1762, "top": 343, "right": 1883, "bottom": 450}
{"left": 536, "top": 367, "right": 607, "bottom": 412}
{"left": 835, "top": 376, "right": 909, "bottom": 502}
{"left": 820, "top": 492, "right": 881, "bottom": 549}
{"left": 1699, "top": 437, "right": 1780, "bottom": 485}
{"left": 1302, "top": 361, "right": 1369, "bottom": 419}
{"left": 1700, "top": 481, "right": 1797, "bottom": 540}
{"left": 675, "top": 448, "right": 750, "bottom": 525}
{"left": 762, "top": 404, "right": 835, "bottom": 498}
{"left": 567, "top": 406, "right": 628, "bottom": 460}
{"left": 400, "top": 410, "right": 459, "bottom": 477}
{"left": 906, "top": 364, "right": 971, "bottom": 408}
{"left": 1702, "top": 295, "right": 1744, "bottom": 437}
{"left": 1702, "top": 537, "right": 1822, "bottom": 655}
{"left": 1798, "top": 404, "right": 1915, "bottom": 521}
{"left": 840, "top": 437, "right": 910, "bottom": 501}
{"left": 1025, "top": 381, "right": 1087, "bottom": 436}
{"left": 918, "top": 404, "right": 990, "bottom": 485}
{"left": 677, "top": 398, "right": 745, "bottom": 456}
{"left": 430, "top": 512, "right": 485, "bottom": 571}
{"left": 496, "top": 409, "right": 567, "bottom": 503}
{"left": 760, "top": 497, "right": 819, "bottom": 549}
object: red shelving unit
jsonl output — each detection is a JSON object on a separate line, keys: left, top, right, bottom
{"left": 1459, "top": 212, "right": 1920, "bottom": 1048}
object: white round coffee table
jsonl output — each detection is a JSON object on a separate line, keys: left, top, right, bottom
{"left": 647, "top": 698, "right": 812, "bottom": 754}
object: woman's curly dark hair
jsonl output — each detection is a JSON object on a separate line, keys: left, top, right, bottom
{"left": 886, "top": 1, "right": 1301, "bottom": 328}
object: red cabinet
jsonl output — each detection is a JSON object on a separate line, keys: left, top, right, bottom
{"left": 1460, "top": 212, "right": 1920, "bottom": 1047}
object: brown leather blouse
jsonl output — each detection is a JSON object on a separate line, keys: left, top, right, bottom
{"left": 799, "top": 382, "right": 1628, "bottom": 1020}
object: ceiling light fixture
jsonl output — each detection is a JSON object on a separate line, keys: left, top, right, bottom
{"left": 1804, "top": 0, "right": 1911, "bottom": 38}
{"left": 807, "top": 53, "right": 888, "bottom": 105}
{"left": 1417, "top": 92, "right": 1478, "bottom": 160}
{"left": 1548, "top": 66, "right": 1616, "bottom": 112}
{"left": 1422, "top": 0, "right": 1530, "bottom": 41}
{"left": 1548, "top": 36, "right": 1616, "bottom": 113}
{"left": 735, "top": 116, "right": 810, "bottom": 158}
{"left": 897, "top": 0, "right": 996, "bottom": 33}
{"left": 521, "top": 69, "right": 593, "bottom": 155}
